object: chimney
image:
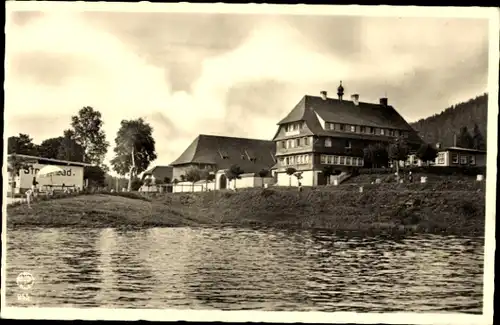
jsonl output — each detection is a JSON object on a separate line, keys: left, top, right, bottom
{"left": 379, "top": 97, "right": 388, "bottom": 106}
{"left": 351, "top": 94, "right": 360, "bottom": 106}
{"left": 320, "top": 91, "right": 328, "bottom": 100}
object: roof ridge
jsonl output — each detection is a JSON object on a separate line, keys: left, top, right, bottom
{"left": 198, "top": 133, "right": 272, "bottom": 142}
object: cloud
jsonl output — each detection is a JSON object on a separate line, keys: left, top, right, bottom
{"left": 5, "top": 10, "right": 489, "bottom": 171}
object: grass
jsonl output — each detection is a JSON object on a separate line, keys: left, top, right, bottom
{"left": 6, "top": 178, "right": 487, "bottom": 236}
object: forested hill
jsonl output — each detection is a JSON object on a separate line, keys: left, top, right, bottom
{"left": 410, "top": 93, "right": 488, "bottom": 148}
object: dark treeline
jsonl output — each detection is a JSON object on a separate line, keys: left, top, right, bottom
{"left": 410, "top": 93, "right": 488, "bottom": 149}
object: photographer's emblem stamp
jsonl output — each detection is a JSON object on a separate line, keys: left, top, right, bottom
{"left": 16, "top": 272, "right": 35, "bottom": 290}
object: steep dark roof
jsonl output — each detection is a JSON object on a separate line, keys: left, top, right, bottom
{"left": 142, "top": 166, "right": 173, "bottom": 180}
{"left": 170, "top": 134, "right": 276, "bottom": 173}
{"left": 276, "top": 95, "right": 423, "bottom": 144}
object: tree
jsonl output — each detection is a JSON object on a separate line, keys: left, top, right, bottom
{"left": 294, "top": 171, "right": 303, "bottom": 189}
{"left": 472, "top": 123, "right": 486, "bottom": 150}
{"left": 57, "top": 129, "right": 85, "bottom": 162}
{"left": 388, "top": 136, "right": 409, "bottom": 174}
{"left": 143, "top": 178, "right": 152, "bottom": 191}
{"left": 258, "top": 169, "right": 269, "bottom": 187}
{"left": 322, "top": 165, "right": 334, "bottom": 185}
{"left": 8, "top": 133, "right": 38, "bottom": 155}
{"left": 203, "top": 172, "right": 215, "bottom": 191}
{"left": 71, "top": 106, "right": 109, "bottom": 164}
{"left": 7, "top": 154, "right": 29, "bottom": 198}
{"left": 110, "top": 118, "right": 157, "bottom": 192}
{"left": 363, "top": 143, "right": 389, "bottom": 168}
{"left": 38, "top": 137, "right": 64, "bottom": 159}
{"left": 185, "top": 166, "right": 204, "bottom": 191}
{"left": 131, "top": 178, "right": 143, "bottom": 191}
{"left": 416, "top": 143, "right": 438, "bottom": 165}
{"left": 285, "top": 167, "right": 297, "bottom": 186}
{"left": 457, "top": 126, "right": 474, "bottom": 149}
{"left": 84, "top": 166, "right": 106, "bottom": 188}
{"left": 226, "top": 165, "right": 244, "bottom": 189}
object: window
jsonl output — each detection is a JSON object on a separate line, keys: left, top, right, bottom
{"left": 470, "top": 155, "right": 476, "bottom": 165}
{"left": 452, "top": 153, "right": 459, "bottom": 164}
{"left": 320, "top": 155, "right": 326, "bottom": 164}
{"left": 380, "top": 129, "right": 385, "bottom": 136}
{"left": 369, "top": 127, "right": 375, "bottom": 134}
{"left": 333, "top": 156, "right": 339, "bottom": 164}
{"left": 281, "top": 141, "right": 286, "bottom": 149}
{"left": 304, "top": 137, "right": 309, "bottom": 146}
{"left": 296, "top": 138, "right": 301, "bottom": 147}
{"left": 358, "top": 158, "right": 364, "bottom": 166}
{"left": 325, "top": 137, "right": 332, "bottom": 147}
{"left": 345, "top": 140, "right": 351, "bottom": 149}
{"left": 304, "top": 155, "right": 309, "bottom": 163}
{"left": 352, "top": 157, "right": 358, "bottom": 165}
{"left": 360, "top": 126, "right": 366, "bottom": 133}
{"left": 297, "top": 155, "right": 302, "bottom": 164}
{"left": 326, "top": 155, "right": 332, "bottom": 164}
{"left": 219, "top": 150, "right": 229, "bottom": 159}
{"left": 389, "top": 129, "right": 395, "bottom": 136}
{"left": 437, "top": 153, "right": 445, "bottom": 164}
{"left": 395, "top": 130, "right": 400, "bottom": 137}
{"left": 289, "top": 140, "right": 295, "bottom": 148}
{"left": 339, "top": 124, "right": 345, "bottom": 131}
{"left": 350, "top": 125, "right": 356, "bottom": 132}
{"left": 339, "top": 156, "right": 346, "bottom": 165}
{"left": 460, "top": 155, "right": 468, "bottom": 165}
{"left": 346, "top": 157, "right": 352, "bottom": 165}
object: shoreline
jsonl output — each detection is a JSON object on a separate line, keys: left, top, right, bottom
{"left": 6, "top": 182, "right": 486, "bottom": 236}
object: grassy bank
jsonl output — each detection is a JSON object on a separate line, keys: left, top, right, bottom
{"left": 7, "top": 180, "right": 486, "bottom": 235}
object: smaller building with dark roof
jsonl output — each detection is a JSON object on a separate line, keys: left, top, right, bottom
{"left": 141, "top": 165, "right": 174, "bottom": 183}
{"left": 435, "top": 146, "right": 486, "bottom": 167}
{"left": 170, "top": 134, "right": 276, "bottom": 188}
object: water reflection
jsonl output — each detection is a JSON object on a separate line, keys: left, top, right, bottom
{"left": 5, "top": 226, "right": 484, "bottom": 313}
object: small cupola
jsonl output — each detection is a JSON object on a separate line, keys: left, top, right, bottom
{"left": 337, "top": 81, "right": 344, "bottom": 101}
{"left": 320, "top": 91, "right": 328, "bottom": 100}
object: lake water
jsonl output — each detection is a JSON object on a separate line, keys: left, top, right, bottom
{"left": 5, "top": 227, "right": 484, "bottom": 313}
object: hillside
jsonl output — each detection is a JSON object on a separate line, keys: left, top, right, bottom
{"left": 7, "top": 183, "right": 486, "bottom": 235}
{"left": 410, "top": 93, "right": 488, "bottom": 148}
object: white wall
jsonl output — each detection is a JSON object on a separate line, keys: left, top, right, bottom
{"left": 173, "top": 182, "right": 195, "bottom": 193}
{"left": 214, "top": 171, "right": 274, "bottom": 190}
{"left": 276, "top": 171, "right": 313, "bottom": 187}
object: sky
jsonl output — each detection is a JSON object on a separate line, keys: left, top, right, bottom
{"left": 5, "top": 6, "right": 490, "bottom": 168}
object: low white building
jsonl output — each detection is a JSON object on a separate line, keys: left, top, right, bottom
{"left": 215, "top": 171, "right": 275, "bottom": 190}
{"left": 7, "top": 154, "right": 92, "bottom": 194}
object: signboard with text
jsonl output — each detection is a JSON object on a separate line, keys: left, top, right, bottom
{"left": 18, "top": 163, "right": 84, "bottom": 189}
